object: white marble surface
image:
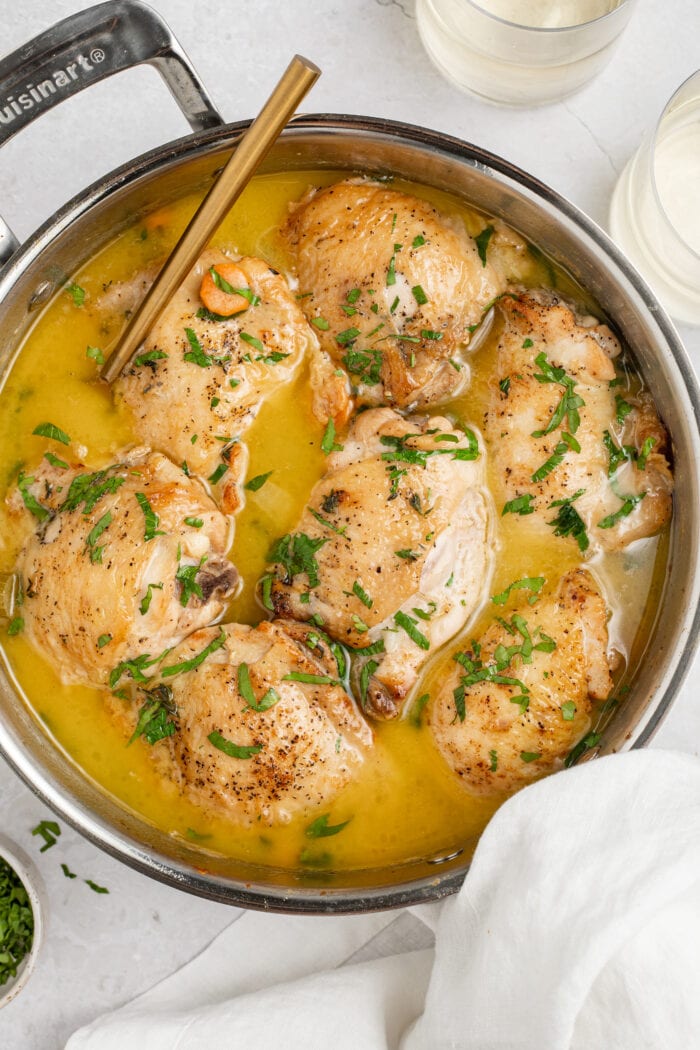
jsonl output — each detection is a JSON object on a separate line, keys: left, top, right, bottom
{"left": 0, "top": 0, "right": 698, "bottom": 1045}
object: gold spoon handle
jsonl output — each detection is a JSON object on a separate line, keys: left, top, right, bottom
{"left": 101, "top": 54, "right": 320, "bottom": 384}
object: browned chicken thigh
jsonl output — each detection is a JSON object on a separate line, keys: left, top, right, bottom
{"left": 117, "top": 619, "right": 372, "bottom": 826}
{"left": 283, "top": 178, "right": 505, "bottom": 409}
{"left": 428, "top": 568, "right": 612, "bottom": 796}
{"left": 12, "top": 449, "right": 236, "bottom": 687}
{"left": 484, "top": 291, "right": 673, "bottom": 553}
{"left": 266, "top": 407, "right": 493, "bottom": 718}
{"left": 114, "top": 248, "right": 316, "bottom": 512}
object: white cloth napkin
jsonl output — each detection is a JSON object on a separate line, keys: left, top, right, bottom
{"left": 66, "top": 750, "right": 700, "bottom": 1050}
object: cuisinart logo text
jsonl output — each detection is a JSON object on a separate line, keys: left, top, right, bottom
{"left": 0, "top": 47, "right": 106, "bottom": 126}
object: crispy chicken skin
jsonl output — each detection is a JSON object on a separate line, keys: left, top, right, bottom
{"left": 267, "top": 407, "right": 493, "bottom": 719}
{"left": 127, "top": 619, "right": 372, "bottom": 826}
{"left": 12, "top": 449, "right": 236, "bottom": 688}
{"left": 429, "top": 569, "right": 612, "bottom": 796}
{"left": 484, "top": 291, "right": 673, "bottom": 552}
{"left": 114, "top": 248, "right": 315, "bottom": 513}
{"left": 283, "top": 178, "right": 505, "bottom": 409}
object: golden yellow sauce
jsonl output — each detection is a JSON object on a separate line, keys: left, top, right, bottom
{"left": 0, "top": 171, "right": 666, "bottom": 875}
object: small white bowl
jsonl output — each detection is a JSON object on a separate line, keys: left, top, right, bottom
{"left": 0, "top": 833, "right": 45, "bottom": 1009}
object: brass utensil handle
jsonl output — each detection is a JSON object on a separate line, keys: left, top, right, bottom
{"left": 101, "top": 54, "right": 321, "bottom": 384}
{"left": 0, "top": 0, "right": 224, "bottom": 268}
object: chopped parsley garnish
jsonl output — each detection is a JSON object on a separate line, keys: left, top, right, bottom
{"left": 561, "top": 701, "right": 577, "bottom": 721}
{"left": 176, "top": 555, "right": 206, "bottom": 606}
{"left": 61, "top": 863, "right": 77, "bottom": 879}
{"left": 283, "top": 672, "right": 336, "bottom": 686}
{"left": 394, "top": 611, "right": 430, "bottom": 650}
{"left": 31, "top": 819, "right": 61, "bottom": 852}
{"left": 359, "top": 658, "right": 379, "bottom": 708}
{"left": 7, "top": 617, "right": 23, "bottom": 636}
{"left": 305, "top": 813, "right": 351, "bottom": 838}
{"left": 412, "top": 285, "right": 428, "bottom": 306}
{"left": 183, "top": 327, "right": 213, "bottom": 366}
{"left": 321, "top": 418, "right": 343, "bottom": 455}
{"left": 531, "top": 352, "right": 585, "bottom": 438}
{"left": 129, "top": 685, "right": 178, "bottom": 745}
{"left": 209, "top": 267, "right": 260, "bottom": 306}
{"left": 85, "top": 880, "right": 109, "bottom": 894}
{"left": 60, "top": 468, "right": 125, "bottom": 515}
{"left": 453, "top": 428, "right": 480, "bottom": 460}
{"left": 522, "top": 338, "right": 534, "bottom": 349}
{"left": 308, "top": 507, "right": 346, "bottom": 535}
{"left": 161, "top": 626, "right": 226, "bottom": 678}
{"left": 615, "top": 394, "right": 633, "bottom": 424}
{"left": 410, "top": 692, "right": 430, "bottom": 728}
{"left": 259, "top": 573, "right": 274, "bottom": 611}
{"left": 184, "top": 516, "right": 203, "bottom": 528}
{"left": 207, "top": 730, "right": 262, "bottom": 760}
{"left": 44, "top": 451, "right": 69, "bottom": 470}
{"left": 299, "top": 848, "right": 332, "bottom": 868}
{"left": 422, "top": 329, "right": 443, "bottom": 341}
{"left": 86, "top": 345, "right": 105, "bottom": 365}
{"left": 97, "top": 634, "right": 112, "bottom": 648}
{"left": 380, "top": 433, "right": 432, "bottom": 467}
{"left": 489, "top": 749, "right": 498, "bottom": 772}
{"left": 66, "top": 282, "right": 85, "bottom": 307}
{"left": 597, "top": 492, "right": 645, "bottom": 529}
{"left": 451, "top": 616, "right": 556, "bottom": 722}
{"left": 311, "top": 316, "right": 330, "bottom": 330}
{"left": 85, "top": 511, "right": 112, "bottom": 564}
{"left": 17, "top": 473, "right": 50, "bottom": 522}
{"left": 491, "top": 576, "right": 545, "bottom": 606}
{"left": 256, "top": 350, "right": 290, "bottom": 365}
{"left": 395, "top": 548, "right": 420, "bottom": 561}
{"left": 238, "top": 662, "right": 281, "bottom": 711}
{"left": 336, "top": 327, "right": 360, "bottom": 347}
{"left": 109, "top": 648, "right": 171, "bottom": 689}
{"left": 342, "top": 348, "right": 383, "bottom": 385}
{"left": 196, "top": 306, "right": 229, "bottom": 323}
{"left": 520, "top": 751, "right": 541, "bottom": 763}
{"left": 548, "top": 490, "right": 589, "bottom": 551}
{"left": 565, "top": 731, "right": 601, "bottom": 768}
{"left": 502, "top": 493, "right": 535, "bottom": 516}
{"left": 135, "top": 492, "right": 165, "bottom": 541}
{"left": 245, "top": 471, "right": 273, "bottom": 492}
{"left": 139, "top": 581, "right": 163, "bottom": 616}
{"left": 636, "top": 436, "right": 656, "bottom": 470}
{"left": 474, "top": 225, "right": 495, "bottom": 266}
{"left": 268, "top": 532, "right": 328, "bottom": 588}
{"left": 32, "top": 421, "right": 70, "bottom": 445}
{"left": 412, "top": 234, "right": 426, "bottom": 247}
{"left": 499, "top": 377, "right": 511, "bottom": 396}
{"left": 603, "top": 430, "right": 634, "bottom": 475}
{"left": 208, "top": 462, "right": 228, "bottom": 485}
{"left": 386, "top": 249, "right": 397, "bottom": 286}
{"left": 351, "top": 580, "right": 372, "bottom": 609}
{"left": 134, "top": 348, "right": 168, "bottom": 368}
{"left": 531, "top": 440, "right": 568, "bottom": 483}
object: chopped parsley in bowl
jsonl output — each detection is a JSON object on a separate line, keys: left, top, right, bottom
{"left": 0, "top": 835, "right": 43, "bottom": 1009}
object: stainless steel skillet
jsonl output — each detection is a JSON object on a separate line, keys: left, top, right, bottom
{"left": 0, "top": 1, "right": 698, "bottom": 913}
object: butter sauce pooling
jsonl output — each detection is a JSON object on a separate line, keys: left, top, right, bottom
{"left": 0, "top": 171, "right": 665, "bottom": 873}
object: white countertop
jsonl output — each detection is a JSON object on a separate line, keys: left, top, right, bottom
{"left": 0, "top": 1, "right": 698, "bottom": 1045}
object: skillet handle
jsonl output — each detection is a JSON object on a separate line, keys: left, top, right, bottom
{"left": 0, "top": 0, "right": 224, "bottom": 266}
